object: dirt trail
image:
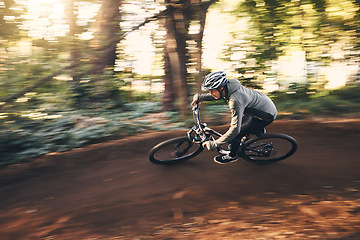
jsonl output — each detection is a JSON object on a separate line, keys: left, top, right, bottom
{"left": 0, "top": 120, "right": 359, "bottom": 239}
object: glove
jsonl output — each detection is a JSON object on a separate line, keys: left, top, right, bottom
{"left": 202, "top": 140, "right": 218, "bottom": 151}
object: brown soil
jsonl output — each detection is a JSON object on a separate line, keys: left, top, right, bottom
{"left": 0, "top": 120, "right": 359, "bottom": 240}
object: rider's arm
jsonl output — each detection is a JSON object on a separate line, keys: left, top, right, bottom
{"left": 214, "top": 98, "right": 244, "bottom": 145}
{"left": 197, "top": 93, "right": 216, "bottom": 102}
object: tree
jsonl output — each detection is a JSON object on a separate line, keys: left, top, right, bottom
{"left": 92, "top": 0, "right": 122, "bottom": 75}
{"left": 162, "top": 1, "right": 189, "bottom": 116}
{"left": 64, "top": 0, "right": 83, "bottom": 104}
{"left": 0, "top": 1, "right": 169, "bottom": 110}
{"left": 238, "top": 0, "right": 287, "bottom": 68}
{"left": 191, "top": 1, "right": 215, "bottom": 91}
{"left": 162, "top": 0, "right": 216, "bottom": 118}
{"left": 231, "top": 0, "right": 360, "bottom": 92}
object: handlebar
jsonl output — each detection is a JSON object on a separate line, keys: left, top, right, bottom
{"left": 192, "top": 101, "right": 200, "bottom": 112}
{"left": 192, "top": 102, "right": 202, "bottom": 127}
{"left": 190, "top": 102, "right": 208, "bottom": 142}
{"left": 189, "top": 101, "right": 223, "bottom": 150}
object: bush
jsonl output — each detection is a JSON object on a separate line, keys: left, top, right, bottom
{"left": 0, "top": 102, "right": 178, "bottom": 166}
{"left": 307, "top": 97, "right": 355, "bottom": 115}
{"left": 273, "top": 83, "right": 360, "bottom": 118}
{"left": 329, "top": 85, "right": 360, "bottom": 103}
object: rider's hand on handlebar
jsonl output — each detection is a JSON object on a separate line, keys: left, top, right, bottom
{"left": 202, "top": 140, "right": 218, "bottom": 151}
{"left": 191, "top": 94, "right": 199, "bottom": 106}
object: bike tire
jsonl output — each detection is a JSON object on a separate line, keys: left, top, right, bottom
{"left": 241, "top": 133, "right": 298, "bottom": 164}
{"left": 149, "top": 136, "right": 204, "bottom": 164}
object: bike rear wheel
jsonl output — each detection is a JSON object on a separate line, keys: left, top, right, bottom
{"left": 241, "top": 133, "right": 297, "bottom": 164}
{"left": 149, "top": 137, "right": 204, "bottom": 164}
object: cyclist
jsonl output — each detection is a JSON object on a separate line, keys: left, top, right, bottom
{"left": 191, "top": 71, "right": 277, "bottom": 164}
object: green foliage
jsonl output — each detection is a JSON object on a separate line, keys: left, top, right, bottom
{"left": 0, "top": 102, "right": 182, "bottom": 166}
{"left": 329, "top": 84, "right": 360, "bottom": 103}
{"left": 236, "top": 0, "right": 288, "bottom": 66}
{"left": 230, "top": 0, "right": 360, "bottom": 79}
{"left": 273, "top": 83, "right": 360, "bottom": 118}
{"left": 69, "top": 70, "right": 128, "bottom": 109}
{"left": 0, "top": 40, "right": 71, "bottom": 106}
{"left": 235, "top": 68, "right": 264, "bottom": 90}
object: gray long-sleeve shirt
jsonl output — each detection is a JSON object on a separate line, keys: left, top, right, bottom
{"left": 198, "top": 79, "right": 277, "bottom": 145}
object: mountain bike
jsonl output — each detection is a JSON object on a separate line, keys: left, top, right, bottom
{"left": 149, "top": 103, "right": 298, "bottom": 164}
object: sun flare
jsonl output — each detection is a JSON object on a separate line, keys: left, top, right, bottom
{"left": 18, "top": 0, "right": 98, "bottom": 40}
{"left": 19, "top": 0, "right": 67, "bottom": 39}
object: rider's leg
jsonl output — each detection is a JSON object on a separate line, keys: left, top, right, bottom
{"left": 246, "top": 117, "right": 273, "bottom": 136}
{"left": 228, "top": 118, "right": 254, "bottom": 157}
{"left": 229, "top": 117, "right": 273, "bottom": 157}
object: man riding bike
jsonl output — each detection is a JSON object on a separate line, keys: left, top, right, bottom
{"left": 191, "top": 71, "right": 278, "bottom": 164}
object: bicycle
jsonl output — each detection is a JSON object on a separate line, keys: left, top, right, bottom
{"left": 149, "top": 103, "right": 298, "bottom": 164}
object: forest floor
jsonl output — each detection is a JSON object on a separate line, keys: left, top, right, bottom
{"left": 0, "top": 119, "right": 360, "bottom": 239}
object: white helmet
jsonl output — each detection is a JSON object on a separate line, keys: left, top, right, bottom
{"left": 202, "top": 71, "right": 228, "bottom": 90}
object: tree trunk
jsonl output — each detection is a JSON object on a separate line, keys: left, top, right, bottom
{"left": 194, "top": 1, "right": 214, "bottom": 92}
{"left": 163, "top": 42, "right": 176, "bottom": 111}
{"left": 162, "top": 0, "right": 216, "bottom": 118}
{"left": 163, "top": 1, "right": 191, "bottom": 119}
{"left": 92, "top": 0, "right": 122, "bottom": 75}
{"left": 65, "top": 0, "right": 81, "bottom": 94}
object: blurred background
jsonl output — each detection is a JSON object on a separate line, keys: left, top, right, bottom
{"left": 1, "top": 0, "right": 360, "bottom": 165}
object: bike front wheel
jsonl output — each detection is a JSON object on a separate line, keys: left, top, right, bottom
{"left": 149, "top": 136, "right": 204, "bottom": 164}
{"left": 241, "top": 133, "right": 298, "bottom": 164}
